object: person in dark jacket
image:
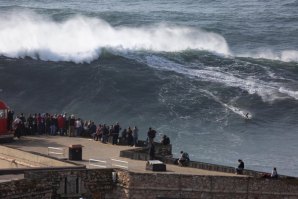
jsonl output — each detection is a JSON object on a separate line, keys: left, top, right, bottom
{"left": 89, "top": 122, "right": 97, "bottom": 138}
{"left": 27, "top": 114, "right": 34, "bottom": 135}
{"left": 147, "top": 127, "right": 156, "bottom": 145}
{"left": 149, "top": 144, "right": 155, "bottom": 160}
{"left": 102, "top": 124, "right": 109, "bottom": 143}
{"left": 236, "top": 159, "right": 244, "bottom": 174}
{"left": 120, "top": 128, "right": 127, "bottom": 144}
{"left": 178, "top": 151, "right": 190, "bottom": 166}
{"left": 161, "top": 135, "right": 170, "bottom": 145}
{"left": 68, "top": 115, "right": 75, "bottom": 137}
{"left": 112, "top": 122, "right": 121, "bottom": 145}
{"left": 127, "top": 126, "right": 133, "bottom": 146}
{"left": 7, "top": 110, "right": 14, "bottom": 131}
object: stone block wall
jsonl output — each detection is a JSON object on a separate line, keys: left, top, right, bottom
{"left": 120, "top": 147, "right": 149, "bottom": 161}
{"left": 25, "top": 168, "right": 115, "bottom": 198}
{"left": 107, "top": 170, "right": 298, "bottom": 199}
{"left": 1, "top": 168, "right": 298, "bottom": 199}
{"left": 120, "top": 142, "right": 172, "bottom": 161}
{"left": 0, "top": 178, "right": 53, "bottom": 199}
{"left": 0, "top": 168, "right": 115, "bottom": 199}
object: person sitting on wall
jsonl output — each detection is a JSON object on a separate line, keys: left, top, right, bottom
{"left": 178, "top": 151, "right": 190, "bottom": 166}
{"left": 271, "top": 167, "right": 278, "bottom": 179}
{"left": 236, "top": 159, "right": 245, "bottom": 174}
{"left": 261, "top": 167, "right": 278, "bottom": 179}
{"left": 161, "top": 135, "right": 170, "bottom": 145}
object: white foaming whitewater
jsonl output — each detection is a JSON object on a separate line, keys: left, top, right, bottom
{"left": 238, "top": 49, "right": 298, "bottom": 63}
{"left": 0, "top": 11, "right": 230, "bottom": 63}
{"left": 144, "top": 55, "right": 298, "bottom": 102}
{"left": 200, "top": 89, "right": 252, "bottom": 119}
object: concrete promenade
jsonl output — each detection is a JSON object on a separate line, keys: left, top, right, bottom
{"left": 3, "top": 135, "right": 240, "bottom": 177}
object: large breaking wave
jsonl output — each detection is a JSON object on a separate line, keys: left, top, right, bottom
{"left": 0, "top": 11, "right": 230, "bottom": 63}
{"left": 1, "top": 10, "right": 298, "bottom": 63}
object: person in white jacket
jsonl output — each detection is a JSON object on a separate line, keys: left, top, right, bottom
{"left": 271, "top": 167, "right": 278, "bottom": 178}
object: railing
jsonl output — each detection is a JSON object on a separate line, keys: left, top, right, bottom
{"left": 111, "top": 158, "right": 128, "bottom": 170}
{"left": 47, "top": 147, "right": 66, "bottom": 158}
{"left": 88, "top": 159, "right": 107, "bottom": 168}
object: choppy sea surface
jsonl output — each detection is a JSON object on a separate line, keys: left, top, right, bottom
{"left": 0, "top": 0, "right": 298, "bottom": 176}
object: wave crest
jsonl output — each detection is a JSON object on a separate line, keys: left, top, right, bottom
{"left": 0, "top": 11, "right": 230, "bottom": 63}
{"left": 238, "top": 49, "right": 298, "bottom": 63}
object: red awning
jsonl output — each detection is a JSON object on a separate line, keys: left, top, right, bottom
{"left": 0, "top": 101, "right": 9, "bottom": 109}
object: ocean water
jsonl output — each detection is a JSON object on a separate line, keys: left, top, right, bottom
{"left": 0, "top": 0, "right": 298, "bottom": 176}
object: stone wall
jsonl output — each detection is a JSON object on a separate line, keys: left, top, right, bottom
{"left": 1, "top": 168, "right": 298, "bottom": 199}
{"left": 0, "top": 168, "right": 115, "bottom": 199}
{"left": 108, "top": 170, "right": 298, "bottom": 199}
{"left": 120, "top": 143, "right": 172, "bottom": 161}
{"left": 163, "top": 158, "right": 267, "bottom": 178}
{"left": 0, "top": 178, "right": 53, "bottom": 199}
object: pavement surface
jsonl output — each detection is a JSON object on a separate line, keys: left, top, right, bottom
{"left": 3, "top": 135, "right": 241, "bottom": 177}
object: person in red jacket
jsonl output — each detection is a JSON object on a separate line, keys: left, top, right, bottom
{"left": 57, "top": 114, "right": 65, "bottom": 136}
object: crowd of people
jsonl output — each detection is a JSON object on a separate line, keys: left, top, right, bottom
{"left": 9, "top": 112, "right": 170, "bottom": 148}
{"left": 10, "top": 112, "right": 96, "bottom": 138}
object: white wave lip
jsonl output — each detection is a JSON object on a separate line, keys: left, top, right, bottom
{"left": 239, "top": 49, "right": 298, "bottom": 63}
{"left": 0, "top": 11, "right": 230, "bottom": 63}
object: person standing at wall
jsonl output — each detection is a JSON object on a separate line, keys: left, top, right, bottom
{"left": 57, "top": 114, "right": 65, "bottom": 136}
{"left": 132, "top": 126, "right": 138, "bottom": 147}
{"left": 113, "top": 122, "right": 121, "bottom": 145}
{"left": 69, "top": 115, "right": 75, "bottom": 137}
{"left": 147, "top": 127, "right": 156, "bottom": 146}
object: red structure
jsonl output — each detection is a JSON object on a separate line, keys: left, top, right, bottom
{"left": 0, "top": 100, "right": 14, "bottom": 140}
